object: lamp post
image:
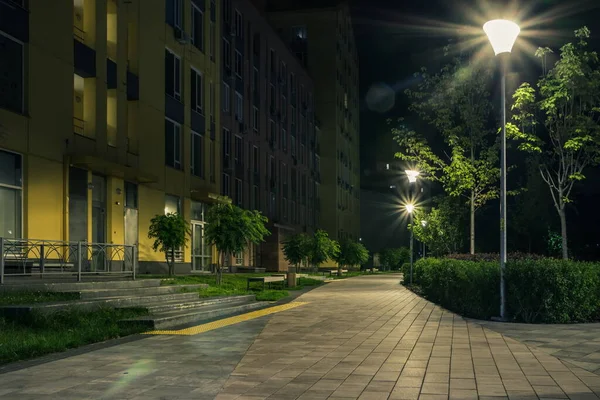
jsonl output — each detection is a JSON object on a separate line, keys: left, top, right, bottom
{"left": 405, "top": 202, "right": 415, "bottom": 285}
{"left": 483, "top": 19, "right": 520, "bottom": 320}
{"left": 421, "top": 220, "right": 427, "bottom": 258}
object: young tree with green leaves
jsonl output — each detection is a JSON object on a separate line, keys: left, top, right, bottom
{"left": 205, "top": 203, "right": 270, "bottom": 284}
{"left": 379, "top": 248, "right": 410, "bottom": 271}
{"left": 148, "top": 213, "right": 191, "bottom": 276}
{"left": 393, "top": 47, "right": 505, "bottom": 254}
{"left": 282, "top": 233, "right": 312, "bottom": 272}
{"left": 507, "top": 27, "right": 600, "bottom": 259}
{"left": 308, "top": 230, "right": 339, "bottom": 271}
{"left": 333, "top": 240, "right": 369, "bottom": 276}
{"left": 410, "top": 205, "right": 463, "bottom": 257}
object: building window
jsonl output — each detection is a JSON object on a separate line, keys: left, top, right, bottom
{"left": 165, "top": 48, "right": 181, "bottom": 101}
{"left": 191, "top": 68, "right": 203, "bottom": 114}
{"left": 222, "top": 82, "right": 230, "bottom": 112}
{"left": 210, "top": 139, "right": 215, "bottom": 182}
{"left": 166, "top": 0, "right": 183, "bottom": 28}
{"left": 0, "top": 34, "right": 24, "bottom": 114}
{"left": 235, "top": 10, "right": 243, "bottom": 38}
{"left": 252, "top": 68, "right": 259, "bottom": 94}
{"left": 222, "top": 173, "right": 230, "bottom": 196}
{"left": 253, "top": 107, "right": 259, "bottom": 131}
{"left": 281, "top": 128, "right": 287, "bottom": 151}
{"left": 291, "top": 135, "right": 296, "bottom": 157}
{"left": 223, "top": 127, "right": 231, "bottom": 156}
{"left": 209, "top": 81, "right": 215, "bottom": 122}
{"left": 269, "top": 120, "right": 276, "bottom": 147}
{"left": 253, "top": 185, "right": 259, "bottom": 210}
{"left": 235, "top": 50, "right": 243, "bottom": 78}
{"left": 282, "top": 198, "right": 287, "bottom": 220}
{"left": 191, "top": 3, "right": 204, "bottom": 51}
{"left": 165, "top": 118, "right": 182, "bottom": 169}
{"left": 0, "top": 150, "right": 22, "bottom": 239}
{"left": 281, "top": 96, "right": 287, "bottom": 120}
{"left": 210, "top": 21, "right": 216, "bottom": 61}
{"left": 292, "top": 25, "right": 307, "bottom": 40}
{"left": 235, "top": 251, "right": 243, "bottom": 265}
{"left": 235, "top": 178, "right": 242, "bottom": 206}
{"left": 165, "top": 194, "right": 181, "bottom": 214}
{"left": 234, "top": 135, "right": 242, "bottom": 163}
{"left": 235, "top": 92, "right": 243, "bottom": 121}
{"left": 253, "top": 146, "right": 259, "bottom": 172}
{"left": 223, "top": 38, "right": 231, "bottom": 69}
{"left": 191, "top": 131, "right": 204, "bottom": 177}
{"left": 291, "top": 201, "right": 296, "bottom": 224}
{"left": 270, "top": 192, "right": 276, "bottom": 217}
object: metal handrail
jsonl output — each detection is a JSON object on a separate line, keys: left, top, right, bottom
{"left": 0, "top": 237, "right": 137, "bottom": 284}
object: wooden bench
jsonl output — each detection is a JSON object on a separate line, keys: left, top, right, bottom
{"left": 329, "top": 269, "right": 348, "bottom": 276}
{"left": 247, "top": 275, "right": 286, "bottom": 291}
{"left": 365, "top": 268, "right": 379, "bottom": 273}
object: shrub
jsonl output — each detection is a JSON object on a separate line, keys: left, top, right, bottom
{"left": 446, "top": 252, "right": 545, "bottom": 262}
{"left": 408, "top": 257, "right": 600, "bottom": 323}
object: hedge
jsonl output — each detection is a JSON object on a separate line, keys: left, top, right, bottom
{"left": 403, "top": 258, "right": 600, "bottom": 323}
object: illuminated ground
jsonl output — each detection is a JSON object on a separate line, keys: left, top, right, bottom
{"left": 1, "top": 275, "right": 600, "bottom": 399}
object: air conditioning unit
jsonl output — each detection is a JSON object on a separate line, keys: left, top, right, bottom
{"left": 174, "top": 28, "right": 188, "bottom": 44}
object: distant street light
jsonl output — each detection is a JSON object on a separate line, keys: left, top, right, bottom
{"left": 484, "top": 18, "right": 520, "bottom": 321}
{"left": 405, "top": 169, "right": 420, "bottom": 183}
{"left": 404, "top": 202, "right": 416, "bottom": 285}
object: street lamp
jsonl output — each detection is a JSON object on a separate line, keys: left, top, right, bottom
{"left": 483, "top": 18, "right": 520, "bottom": 320}
{"left": 405, "top": 169, "right": 420, "bottom": 183}
{"left": 404, "top": 202, "right": 415, "bottom": 285}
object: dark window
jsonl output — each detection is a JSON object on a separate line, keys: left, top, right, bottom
{"left": 165, "top": 119, "right": 181, "bottom": 169}
{"left": 191, "top": 4, "right": 204, "bottom": 51}
{"left": 235, "top": 10, "right": 243, "bottom": 38}
{"left": 223, "top": 39, "right": 231, "bottom": 68}
{"left": 222, "top": 173, "right": 230, "bottom": 196}
{"left": 191, "top": 68, "right": 203, "bottom": 114}
{"left": 222, "top": 128, "right": 231, "bottom": 156}
{"left": 166, "top": 0, "right": 182, "bottom": 28}
{"left": 165, "top": 49, "right": 181, "bottom": 100}
{"left": 191, "top": 131, "right": 204, "bottom": 177}
{"left": 0, "top": 35, "right": 24, "bottom": 114}
{"left": 234, "top": 135, "right": 242, "bottom": 163}
{"left": 253, "top": 146, "right": 259, "bottom": 172}
{"left": 235, "top": 178, "right": 242, "bottom": 206}
{"left": 235, "top": 51, "right": 242, "bottom": 78}
{"left": 125, "top": 182, "right": 138, "bottom": 208}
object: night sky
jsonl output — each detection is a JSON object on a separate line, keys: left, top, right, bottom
{"left": 352, "top": 0, "right": 600, "bottom": 255}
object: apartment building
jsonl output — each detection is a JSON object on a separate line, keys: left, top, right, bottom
{"left": 266, "top": 0, "right": 361, "bottom": 242}
{"left": 0, "top": 0, "right": 221, "bottom": 274}
{"left": 220, "top": 0, "right": 320, "bottom": 271}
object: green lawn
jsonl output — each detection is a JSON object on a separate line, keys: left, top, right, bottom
{"left": 0, "top": 307, "right": 148, "bottom": 365}
{"left": 142, "top": 273, "right": 324, "bottom": 299}
{"left": 0, "top": 291, "right": 80, "bottom": 306}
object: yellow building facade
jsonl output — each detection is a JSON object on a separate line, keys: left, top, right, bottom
{"left": 0, "top": 0, "right": 222, "bottom": 274}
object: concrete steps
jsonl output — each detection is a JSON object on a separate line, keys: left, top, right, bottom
{"left": 0, "top": 279, "right": 162, "bottom": 292}
{"left": 128, "top": 294, "right": 257, "bottom": 314}
{"left": 120, "top": 296, "right": 267, "bottom": 330}
{"left": 71, "top": 284, "right": 208, "bottom": 300}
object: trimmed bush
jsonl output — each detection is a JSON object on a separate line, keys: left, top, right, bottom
{"left": 446, "top": 252, "right": 545, "bottom": 262}
{"left": 406, "top": 257, "right": 600, "bottom": 323}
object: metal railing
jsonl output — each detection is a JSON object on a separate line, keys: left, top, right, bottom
{"left": 0, "top": 238, "right": 137, "bottom": 284}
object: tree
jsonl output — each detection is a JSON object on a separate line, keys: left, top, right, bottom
{"left": 380, "top": 248, "right": 410, "bottom": 271}
{"left": 308, "top": 230, "right": 339, "bottom": 270}
{"left": 410, "top": 197, "right": 464, "bottom": 256}
{"left": 507, "top": 27, "right": 600, "bottom": 259}
{"left": 333, "top": 240, "right": 369, "bottom": 276}
{"left": 205, "top": 203, "right": 270, "bottom": 284}
{"left": 148, "top": 213, "right": 191, "bottom": 276}
{"left": 282, "top": 233, "right": 312, "bottom": 272}
{"left": 393, "top": 46, "right": 507, "bottom": 254}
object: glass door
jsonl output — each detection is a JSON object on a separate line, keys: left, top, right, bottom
{"left": 191, "top": 222, "right": 211, "bottom": 271}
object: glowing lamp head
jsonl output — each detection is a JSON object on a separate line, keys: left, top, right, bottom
{"left": 483, "top": 19, "right": 520, "bottom": 55}
{"left": 405, "top": 169, "right": 420, "bottom": 183}
{"left": 405, "top": 203, "right": 415, "bottom": 214}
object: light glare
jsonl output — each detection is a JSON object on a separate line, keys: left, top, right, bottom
{"left": 483, "top": 19, "right": 520, "bottom": 55}
{"left": 405, "top": 203, "right": 415, "bottom": 214}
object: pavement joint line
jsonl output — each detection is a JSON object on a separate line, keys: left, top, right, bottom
{"left": 143, "top": 301, "right": 309, "bottom": 336}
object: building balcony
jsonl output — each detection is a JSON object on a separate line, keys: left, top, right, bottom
{"left": 73, "top": 117, "right": 85, "bottom": 136}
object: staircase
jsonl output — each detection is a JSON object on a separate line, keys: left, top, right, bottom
{"left": 0, "top": 279, "right": 267, "bottom": 328}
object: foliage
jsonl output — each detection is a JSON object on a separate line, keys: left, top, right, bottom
{"left": 282, "top": 233, "right": 312, "bottom": 272}
{"left": 333, "top": 240, "right": 369, "bottom": 276}
{"left": 205, "top": 203, "right": 270, "bottom": 285}
{"left": 408, "top": 257, "right": 600, "bottom": 323}
{"left": 308, "top": 230, "right": 340, "bottom": 268}
{"left": 507, "top": 27, "right": 600, "bottom": 259}
{"left": 379, "top": 247, "right": 410, "bottom": 270}
{"left": 393, "top": 46, "right": 509, "bottom": 254}
{"left": 410, "top": 196, "right": 465, "bottom": 256}
{"left": 0, "top": 307, "right": 148, "bottom": 365}
{"left": 445, "top": 252, "right": 546, "bottom": 262}
{"left": 0, "top": 291, "right": 79, "bottom": 306}
{"left": 255, "top": 290, "right": 289, "bottom": 301}
{"left": 148, "top": 213, "right": 191, "bottom": 276}
{"left": 546, "top": 230, "right": 563, "bottom": 258}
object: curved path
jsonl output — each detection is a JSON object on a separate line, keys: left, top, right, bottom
{"left": 1, "top": 274, "right": 600, "bottom": 400}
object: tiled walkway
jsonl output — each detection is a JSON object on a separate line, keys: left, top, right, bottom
{"left": 1, "top": 275, "right": 600, "bottom": 399}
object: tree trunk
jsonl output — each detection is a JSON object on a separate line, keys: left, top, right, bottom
{"left": 558, "top": 207, "right": 568, "bottom": 260}
{"left": 169, "top": 247, "right": 175, "bottom": 276}
{"left": 470, "top": 189, "right": 475, "bottom": 255}
{"left": 337, "top": 264, "right": 343, "bottom": 277}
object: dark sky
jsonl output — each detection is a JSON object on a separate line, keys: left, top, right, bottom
{"left": 353, "top": 0, "right": 600, "bottom": 170}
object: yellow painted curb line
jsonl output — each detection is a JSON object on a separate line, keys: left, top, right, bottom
{"left": 143, "top": 301, "right": 308, "bottom": 336}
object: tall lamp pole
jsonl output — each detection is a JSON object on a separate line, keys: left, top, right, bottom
{"left": 405, "top": 203, "right": 415, "bottom": 285}
{"left": 483, "top": 19, "right": 520, "bottom": 320}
